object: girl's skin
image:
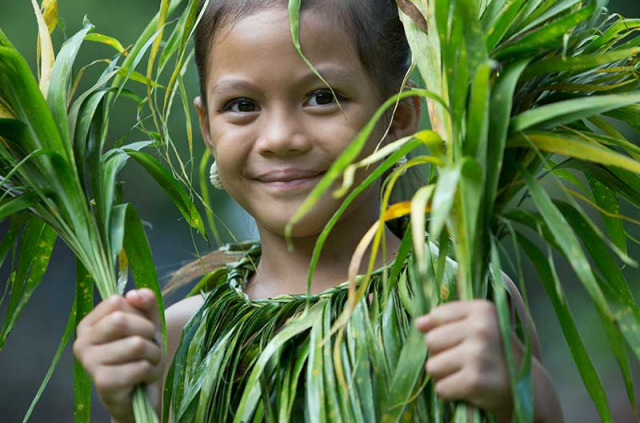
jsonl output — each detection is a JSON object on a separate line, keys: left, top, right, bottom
{"left": 73, "top": 7, "right": 564, "bottom": 423}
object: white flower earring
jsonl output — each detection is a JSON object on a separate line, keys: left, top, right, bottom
{"left": 209, "top": 161, "right": 224, "bottom": 190}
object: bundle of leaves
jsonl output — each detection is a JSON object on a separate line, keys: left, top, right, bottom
{"left": 168, "top": 0, "right": 640, "bottom": 422}
{"left": 0, "top": 0, "right": 210, "bottom": 421}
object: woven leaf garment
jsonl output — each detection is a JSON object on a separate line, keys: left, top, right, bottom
{"left": 165, "top": 241, "right": 459, "bottom": 422}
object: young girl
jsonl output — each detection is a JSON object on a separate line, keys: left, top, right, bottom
{"left": 73, "top": 1, "right": 563, "bottom": 422}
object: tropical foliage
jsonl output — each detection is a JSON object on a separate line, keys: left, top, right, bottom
{"left": 0, "top": 0, "right": 208, "bottom": 422}
{"left": 1, "top": 0, "right": 640, "bottom": 422}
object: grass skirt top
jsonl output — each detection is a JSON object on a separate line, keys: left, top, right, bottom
{"left": 164, "top": 241, "right": 460, "bottom": 423}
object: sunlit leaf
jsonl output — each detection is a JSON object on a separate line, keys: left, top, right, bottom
{"left": 509, "top": 132, "right": 640, "bottom": 174}
{"left": 85, "top": 33, "right": 127, "bottom": 55}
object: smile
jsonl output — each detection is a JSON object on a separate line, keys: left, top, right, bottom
{"left": 255, "top": 169, "right": 326, "bottom": 191}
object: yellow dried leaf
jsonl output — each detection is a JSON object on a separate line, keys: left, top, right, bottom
{"left": 382, "top": 201, "right": 431, "bottom": 221}
{"left": 31, "top": 0, "right": 55, "bottom": 97}
{"left": 0, "top": 98, "right": 14, "bottom": 118}
{"left": 41, "top": 0, "right": 58, "bottom": 34}
{"left": 85, "top": 33, "right": 127, "bottom": 55}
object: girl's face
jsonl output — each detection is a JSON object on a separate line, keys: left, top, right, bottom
{"left": 196, "top": 8, "right": 394, "bottom": 237}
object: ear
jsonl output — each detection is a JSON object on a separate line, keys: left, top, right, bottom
{"left": 388, "top": 94, "right": 422, "bottom": 141}
{"left": 194, "top": 96, "right": 215, "bottom": 154}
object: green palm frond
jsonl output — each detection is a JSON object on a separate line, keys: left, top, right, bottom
{"left": 0, "top": 1, "right": 210, "bottom": 422}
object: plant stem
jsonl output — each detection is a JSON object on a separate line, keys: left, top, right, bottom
{"left": 132, "top": 385, "right": 158, "bottom": 423}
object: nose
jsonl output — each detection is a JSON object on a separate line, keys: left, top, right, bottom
{"left": 255, "top": 107, "right": 312, "bottom": 156}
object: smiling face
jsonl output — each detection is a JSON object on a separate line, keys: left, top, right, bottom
{"left": 196, "top": 7, "right": 396, "bottom": 238}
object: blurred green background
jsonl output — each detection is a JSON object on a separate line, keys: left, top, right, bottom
{"left": 0, "top": 1, "right": 639, "bottom": 421}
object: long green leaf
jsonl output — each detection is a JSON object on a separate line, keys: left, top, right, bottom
{"left": 125, "top": 150, "right": 206, "bottom": 239}
{"left": 556, "top": 201, "right": 638, "bottom": 412}
{"left": 380, "top": 326, "right": 427, "bottom": 423}
{"left": 234, "top": 303, "right": 323, "bottom": 423}
{"left": 485, "top": 0, "right": 527, "bottom": 51}
{"left": 0, "top": 46, "right": 64, "bottom": 155}
{"left": 522, "top": 48, "right": 640, "bottom": 79}
{"left": 509, "top": 132, "right": 640, "bottom": 175}
{"left": 520, "top": 165, "right": 613, "bottom": 321}
{"left": 74, "top": 260, "right": 93, "bottom": 423}
{"left": 486, "top": 59, "right": 530, "bottom": 218}
{"left": 0, "top": 219, "right": 56, "bottom": 349}
{"left": 122, "top": 204, "right": 167, "bottom": 349}
{"left": 23, "top": 297, "right": 77, "bottom": 422}
{"left": 490, "top": 241, "right": 533, "bottom": 423}
{"left": 586, "top": 175, "right": 627, "bottom": 255}
{"left": 518, "top": 233, "right": 614, "bottom": 422}
{"left": 0, "top": 193, "right": 41, "bottom": 222}
{"left": 511, "top": 92, "right": 640, "bottom": 132}
{"left": 46, "top": 22, "right": 94, "bottom": 163}
{"left": 306, "top": 303, "right": 327, "bottom": 423}
{"left": 494, "top": 2, "right": 595, "bottom": 60}
{"left": 430, "top": 165, "right": 460, "bottom": 242}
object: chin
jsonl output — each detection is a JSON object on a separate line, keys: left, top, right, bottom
{"left": 255, "top": 205, "right": 338, "bottom": 239}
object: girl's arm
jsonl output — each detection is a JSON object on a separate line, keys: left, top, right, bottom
{"left": 416, "top": 281, "right": 564, "bottom": 423}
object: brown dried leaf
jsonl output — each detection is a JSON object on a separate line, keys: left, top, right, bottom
{"left": 396, "top": 0, "right": 428, "bottom": 34}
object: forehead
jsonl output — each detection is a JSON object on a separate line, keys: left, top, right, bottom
{"left": 205, "top": 7, "right": 368, "bottom": 92}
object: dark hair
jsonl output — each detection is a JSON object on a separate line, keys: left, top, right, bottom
{"left": 194, "top": 0, "right": 411, "bottom": 104}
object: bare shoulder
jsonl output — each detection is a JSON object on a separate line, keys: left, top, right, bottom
{"left": 166, "top": 295, "right": 205, "bottom": 327}
{"left": 164, "top": 295, "right": 206, "bottom": 363}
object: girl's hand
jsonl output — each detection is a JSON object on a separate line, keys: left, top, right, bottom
{"left": 416, "top": 300, "right": 517, "bottom": 419}
{"left": 73, "top": 289, "right": 164, "bottom": 423}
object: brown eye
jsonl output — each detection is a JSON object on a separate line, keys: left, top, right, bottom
{"left": 307, "top": 89, "right": 345, "bottom": 107}
{"left": 223, "top": 98, "right": 259, "bottom": 113}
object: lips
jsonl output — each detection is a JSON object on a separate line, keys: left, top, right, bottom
{"left": 255, "top": 168, "right": 326, "bottom": 190}
{"left": 256, "top": 169, "right": 325, "bottom": 183}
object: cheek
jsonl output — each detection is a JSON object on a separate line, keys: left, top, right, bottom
{"left": 211, "top": 142, "right": 245, "bottom": 188}
{"left": 201, "top": 110, "right": 217, "bottom": 154}
{"left": 315, "top": 109, "right": 383, "bottom": 157}
{"left": 211, "top": 121, "right": 247, "bottom": 161}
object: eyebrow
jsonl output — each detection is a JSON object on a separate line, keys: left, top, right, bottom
{"left": 210, "top": 79, "right": 257, "bottom": 98}
{"left": 210, "top": 66, "right": 357, "bottom": 98}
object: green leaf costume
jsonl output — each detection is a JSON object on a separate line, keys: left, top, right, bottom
{"left": 165, "top": 241, "right": 465, "bottom": 422}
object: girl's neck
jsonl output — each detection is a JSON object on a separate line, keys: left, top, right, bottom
{"left": 245, "top": 209, "right": 402, "bottom": 300}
